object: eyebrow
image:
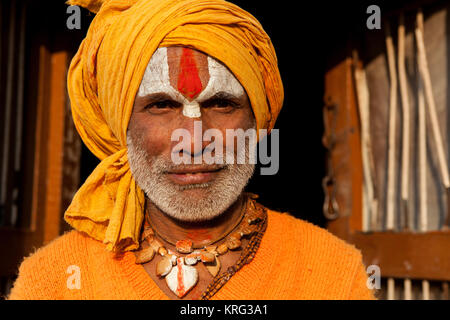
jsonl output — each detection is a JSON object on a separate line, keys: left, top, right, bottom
{"left": 200, "top": 91, "right": 245, "bottom": 104}
{"left": 135, "top": 92, "right": 177, "bottom": 104}
{"left": 135, "top": 90, "right": 246, "bottom": 107}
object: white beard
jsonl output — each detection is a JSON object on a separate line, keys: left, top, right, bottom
{"left": 127, "top": 131, "right": 256, "bottom": 222}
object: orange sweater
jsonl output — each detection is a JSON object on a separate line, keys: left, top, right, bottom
{"left": 8, "top": 210, "right": 375, "bottom": 300}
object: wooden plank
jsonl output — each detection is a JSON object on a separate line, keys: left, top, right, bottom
{"left": 351, "top": 231, "right": 450, "bottom": 281}
{"left": 346, "top": 57, "right": 363, "bottom": 233}
{"left": 30, "top": 45, "right": 50, "bottom": 233}
{"left": 43, "top": 51, "right": 67, "bottom": 244}
{"left": 323, "top": 57, "right": 363, "bottom": 240}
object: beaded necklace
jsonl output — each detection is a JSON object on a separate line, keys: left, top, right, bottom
{"left": 133, "top": 193, "right": 267, "bottom": 299}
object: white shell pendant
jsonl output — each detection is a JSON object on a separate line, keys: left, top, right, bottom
{"left": 166, "top": 257, "right": 198, "bottom": 298}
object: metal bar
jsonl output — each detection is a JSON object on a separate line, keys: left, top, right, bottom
{"left": 398, "top": 12, "right": 413, "bottom": 301}
{"left": 422, "top": 279, "right": 430, "bottom": 300}
{"left": 385, "top": 22, "right": 398, "bottom": 231}
{"left": 442, "top": 282, "right": 449, "bottom": 300}
{"left": 0, "top": 0, "right": 2, "bottom": 98}
{"left": 0, "top": 0, "right": 3, "bottom": 227}
{"left": 404, "top": 278, "right": 412, "bottom": 300}
{"left": 416, "top": 13, "right": 431, "bottom": 292}
{"left": 387, "top": 278, "right": 396, "bottom": 300}
{"left": 0, "top": 0, "right": 16, "bottom": 226}
{"left": 10, "top": 1, "right": 27, "bottom": 227}
{"left": 385, "top": 20, "right": 399, "bottom": 300}
{"left": 353, "top": 54, "right": 377, "bottom": 232}
{"left": 398, "top": 12, "right": 411, "bottom": 231}
{"left": 14, "top": 2, "right": 26, "bottom": 172}
{"left": 418, "top": 73, "right": 428, "bottom": 232}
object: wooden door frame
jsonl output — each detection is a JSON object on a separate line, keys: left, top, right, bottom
{"left": 324, "top": 55, "right": 450, "bottom": 282}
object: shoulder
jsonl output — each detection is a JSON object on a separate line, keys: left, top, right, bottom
{"left": 8, "top": 230, "right": 99, "bottom": 299}
{"left": 266, "top": 209, "right": 362, "bottom": 259}
{"left": 17, "top": 230, "right": 93, "bottom": 271}
{"left": 262, "top": 209, "right": 371, "bottom": 299}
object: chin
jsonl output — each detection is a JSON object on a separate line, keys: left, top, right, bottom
{"left": 160, "top": 198, "right": 226, "bottom": 222}
{"left": 146, "top": 179, "right": 233, "bottom": 222}
{"left": 175, "top": 183, "right": 211, "bottom": 196}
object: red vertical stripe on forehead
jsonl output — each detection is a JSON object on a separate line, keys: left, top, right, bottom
{"left": 177, "top": 48, "right": 203, "bottom": 100}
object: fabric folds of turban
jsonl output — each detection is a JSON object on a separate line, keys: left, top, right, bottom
{"left": 65, "top": 0, "right": 284, "bottom": 252}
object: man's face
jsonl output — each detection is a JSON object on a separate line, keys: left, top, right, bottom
{"left": 127, "top": 46, "right": 256, "bottom": 222}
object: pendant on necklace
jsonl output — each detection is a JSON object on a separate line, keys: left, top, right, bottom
{"left": 205, "top": 255, "right": 221, "bottom": 277}
{"left": 165, "top": 257, "right": 199, "bottom": 298}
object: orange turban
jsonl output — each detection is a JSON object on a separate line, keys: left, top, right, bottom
{"left": 65, "top": 0, "right": 284, "bottom": 252}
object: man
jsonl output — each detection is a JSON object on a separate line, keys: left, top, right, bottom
{"left": 8, "top": 0, "right": 374, "bottom": 300}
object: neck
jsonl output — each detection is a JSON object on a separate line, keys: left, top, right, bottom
{"left": 146, "top": 193, "right": 246, "bottom": 248}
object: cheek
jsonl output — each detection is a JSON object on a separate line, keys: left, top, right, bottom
{"left": 215, "top": 109, "right": 255, "bottom": 151}
{"left": 128, "top": 114, "right": 172, "bottom": 157}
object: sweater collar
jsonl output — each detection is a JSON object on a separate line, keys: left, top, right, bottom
{"left": 117, "top": 210, "right": 283, "bottom": 300}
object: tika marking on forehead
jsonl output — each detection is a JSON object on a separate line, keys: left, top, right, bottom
{"left": 137, "top": 47, "right": 245, "bottom": 118}
{"left": 177, "top": 48, "right": 204, "bottom": 100}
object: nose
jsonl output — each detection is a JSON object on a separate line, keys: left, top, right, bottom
{"left": 171, "top": 117, "right": 211, "bottom": 163}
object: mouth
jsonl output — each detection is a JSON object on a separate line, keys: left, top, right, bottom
{"left": 165, "top": 166, "right": 224, "bottom": 185}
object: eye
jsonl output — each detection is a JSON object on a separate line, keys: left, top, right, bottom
{"left": 146, "top": 100, "right": 177, "bottom": 109}
{"left": 203, "top": 99, "right": 239, "bottom": 112}
{"left": 144, "top": 100, "right": 180, "bottom": 114}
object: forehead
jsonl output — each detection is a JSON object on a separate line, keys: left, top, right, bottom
{"left": 167, "top": 47, "right": 209, "bottom": 95}
{"left": 137, "top": 46, "right": 245, "bottom": 101}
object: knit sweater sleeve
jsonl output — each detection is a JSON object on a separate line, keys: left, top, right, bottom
{"left": 348, "top": 253, "right": 377, "bottom": 300}
{"left": 8, "top": 231, "right": 84, "bottom": 300}
{"left": 7, "top": 252, "right": 56, "bottom": 300}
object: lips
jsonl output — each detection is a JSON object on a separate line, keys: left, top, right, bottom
{"left": 166, "top": 166, "right": 224, "bottom": 185}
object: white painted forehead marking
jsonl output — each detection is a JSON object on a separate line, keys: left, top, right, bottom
{"left": 138, "top": 47, "right": 201, "bottom": 118}
{"left": 138, "top": 47, "right": 178, "bottom": 99}
{"left": 137, "top": 47, "right": 245, "bottom": 119}
{"left": 196, "top": 56, "right": 245, "bottom": 101}
{"left": 183, "top": 103, "right": 201, "bottom": 118}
